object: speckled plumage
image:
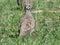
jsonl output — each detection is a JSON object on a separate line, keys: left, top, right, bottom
{"left": 19, "top": 10, "right": 35, "bottom": 38}
{"left": 17, "top": 0, "right": 32, "bottom": 9}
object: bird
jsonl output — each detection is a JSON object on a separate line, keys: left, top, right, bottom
{"left": 17, "top": 0, "right": 32, "bottom": 10}
{"left": 19, "top": 6, "right": 35, "bottom": 38}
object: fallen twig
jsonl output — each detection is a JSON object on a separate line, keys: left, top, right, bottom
{"left": 31, "top": 10, "right": 43, "bottom": 13}
{"left": 48, "top": 10, "right": 60, "bottom": 12}
{"left": 31, "top": 10, "right": 60, "bottom": 13}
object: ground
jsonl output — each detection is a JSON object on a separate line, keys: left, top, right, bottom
{"left": 0, "top": 0, "right": 60, "bottom": 45}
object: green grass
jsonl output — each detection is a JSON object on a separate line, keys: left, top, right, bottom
{"left": 0, "top": 0, "right": 60, "bottom": 45}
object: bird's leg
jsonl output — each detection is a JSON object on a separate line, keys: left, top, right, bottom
{"left": 30, "top": 28, "right": 34, "bottom": 36}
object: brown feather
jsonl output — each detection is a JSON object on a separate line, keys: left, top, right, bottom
{"left": 19, "top": 11, "right": 35, "bottom": 38}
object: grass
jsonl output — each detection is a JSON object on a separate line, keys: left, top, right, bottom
{"left": 0, "top": 0, "right": 60, "bottom": 45}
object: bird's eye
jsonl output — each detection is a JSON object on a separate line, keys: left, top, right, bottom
{"left": 29, "top": 5, "right": 30, "bottom": 7}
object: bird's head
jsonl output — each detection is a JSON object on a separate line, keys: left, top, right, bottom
{"left": 25, "top": 4, "right": 31, "bottom": 11}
